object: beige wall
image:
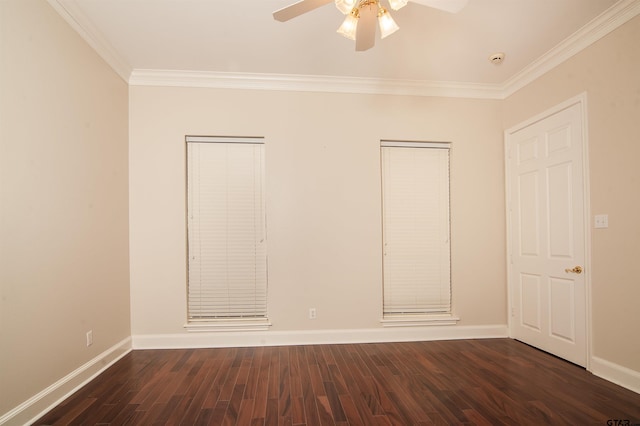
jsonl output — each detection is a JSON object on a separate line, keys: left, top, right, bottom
{"left": 0, "top": 0, "right": 130, "bottom": 418}
{"left": 129, "top": 87, "right": 506, "bottom": 336}
{"left": 5, "top": 0, "right": 638, "bottom": 420}
{"left": 502, "top": 15, "right": 640, "bottom": 371}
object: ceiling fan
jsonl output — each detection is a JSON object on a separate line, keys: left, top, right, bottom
{"left": 273, "top": 0, "right": 468, "bottom": 51}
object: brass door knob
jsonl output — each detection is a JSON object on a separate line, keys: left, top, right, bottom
{"left": 565, "top": 266, "right": 583, "bottom": 274}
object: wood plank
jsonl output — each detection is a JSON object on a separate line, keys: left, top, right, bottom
{"left": 244, "top": 346, "right": 263, "bottom": 400}
{"left": 32, "top": 339, "right": 640, "bottom": 426}
{"left": 331, "top": 344, "right": 383, "bottom": 423}
{"left": 251, "top": 346, "right": 272, "bottom": 420}
{"left": 324, "top": 380, "right": 347, "bottom": 423}
{"left": 175, "top": 354, "right": 222, "bottom": 424}
{"left": 278, "top": 346, "right": 292, "bottom": 419}
{"left": 224, "top": 383, "right": 245, "bottom": 425}
{"left": 236, "top": 398, "right": 255, "bottom": 425}
{"left": 201, "top": 348, "right": 235, "bottom": 409}
{"left": 299, "top": 346, "right": 323, "bottom": 426}
{"left": 209, "top": 400, "right": 229, "bottom": 425}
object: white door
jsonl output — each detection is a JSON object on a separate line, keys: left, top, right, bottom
{"left": 507, "top": 100, "right": 587, "bottom": 366}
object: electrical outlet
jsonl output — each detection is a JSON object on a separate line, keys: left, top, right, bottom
{"left": 86, "top": 330, "right": 93, "bottom": 347}
{"left": 309, "top": 308, "right": 317, "bottom": 320}
{"left": 594, "top": 214, "right": 608, "bottom": 229}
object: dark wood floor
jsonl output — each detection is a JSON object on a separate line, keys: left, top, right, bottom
{"left": 34, "top": 339, "right": 640, "bottom": 425}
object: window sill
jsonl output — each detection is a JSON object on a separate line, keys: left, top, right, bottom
{"left": 184, "top": 318, "right": 272, "bottom": 332}
{"left": 381, "top": 314, "right": 460, "bottom": 327}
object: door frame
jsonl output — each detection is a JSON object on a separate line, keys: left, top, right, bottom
{"left": 504, "top": 92, "right": 592, "bottom": 370}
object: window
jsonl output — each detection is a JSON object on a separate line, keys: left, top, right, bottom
{"left": 185, "top": 136, "right": 270, "bottom": 330}
{"left": 380, "top": 141, "right": 457, "bottom": 326}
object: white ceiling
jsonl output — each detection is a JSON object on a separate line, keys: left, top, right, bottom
{"left": 51, "top": 0, "right": 638, "bottom": 96}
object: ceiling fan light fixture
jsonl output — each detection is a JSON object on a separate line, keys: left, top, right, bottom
{"left": 337, "top": 9, "right": 359, "bottom": 40}
{"left": 274, "top": 0, "right": 469, "bottom": 51}
{"left": 377, "top": 7, "right": 399, "bottom": 39}
{"left": 335, "top": 0, "right": 357, "bottom": 15}
{"left": 388, "top": 0, "right": 408, "bottom": 11}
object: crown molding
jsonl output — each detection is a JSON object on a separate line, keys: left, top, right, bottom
{"left": 128, "top": 69, "right": 505, "bottom": 99}
{"left": 501, "top": 0, "right": 640, "bottom": 98}
{"left": 46, "top": 0, "right": 132, "bottom": 82}
{"left": 49, "top": 0, "right": 639, "bottom": 99}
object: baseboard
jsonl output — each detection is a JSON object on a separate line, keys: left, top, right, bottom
{"left": 4, "top": 329, "right": 635, "bottom": 426}
{"left": 132, "top": 324, "right": 509, "bottom": 349}
{"left": 591, "top": 356, "right": 640, "bottom": 395}
{"left": 0, "top": 337, "right": 132, "bottom": 426}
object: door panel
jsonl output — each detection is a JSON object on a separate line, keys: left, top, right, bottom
{"left": 548, "top": 162, "right": 573, "bottom": 257}
{"left": 508, "top": 101, "right": 587, "bottom": 366}
{"left": 520, "top": 274, "right": 541, "bottom": 330}
{"left": 549, "top": 277, "right": 575, "bottom": 341}
{"left": 518, "top": 172, "right": 540, "bottom": 255}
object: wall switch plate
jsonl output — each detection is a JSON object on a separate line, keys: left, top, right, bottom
{"left": 86, "top": 330, "right": 93, "bottom": 347}
{"left": 594, "top": 214, "right": 608, "bottom": 229}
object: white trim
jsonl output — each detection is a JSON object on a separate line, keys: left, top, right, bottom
{"left": 185, "top": 318, "right": 272, "bottom": 332}
{"left": 380, "top": 314, "right": 460, "bottom": 327}
{"left": 0, "top": 337, "right": 132, "bottom": 426}
{"left": 591, "top": 357, "right": 640, "bottom": 395}
{"left": 504, "top": 93, "right": 588, "bottom": 134}
{"left": 504, "top": 128, "right": 514, "bottom": 338}
{"left": 46, "top": 0, "right": 132, "bottom": 82}
{"left": 132, "top": 325, "right": 507, "bottom": 349}
{"left": 128, "top": 69, "right": 504, "bottom": 99}
{"left": 186, "top": 135, "right": 265, "bottom": 144}
{"left": 380, "top": 140, "right": 451, "bottom": 148}
{"left": 125, "top": 2, "right": 639, "bottom": 99}
{"left": 502, "top": 0, "right": 640, "bottom": 98}
{"left": 504, "top": 93, "right": 592, "bottom": 368}
{"left": 48, "top": 0, "right": 639, "bottom": 99}
{"left": 580, "top": 95, "right": 593, "bottom": 372}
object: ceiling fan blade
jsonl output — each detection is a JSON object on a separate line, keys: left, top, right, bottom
{"left": 355, "top": 4, "right": 376, "bottom": 51}
{"left": 273, "top": 0, "right": 333, "bottom": 22}
{"left": 409, "top": 0, "right": 468, "bottom": 13}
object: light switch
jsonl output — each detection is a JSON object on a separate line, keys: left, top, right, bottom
{"left": 594, "top": 214, "right": 608, "bottom": 229}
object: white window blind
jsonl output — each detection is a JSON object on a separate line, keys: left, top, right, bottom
{"left": 186, "top": 136, "right": 267, "bottom": 321}
{"left": 381, "top": 142, "right": 451, "bottom": 316}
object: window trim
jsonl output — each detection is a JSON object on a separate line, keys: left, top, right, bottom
{"left": 184, "top": 318, "right": 272, "bottom": 332}
{"left": 184, "top": 135, "right": 270, "bottom": 332}
{"left": 379, "top": 140, "right": 458, "bottom": 326}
